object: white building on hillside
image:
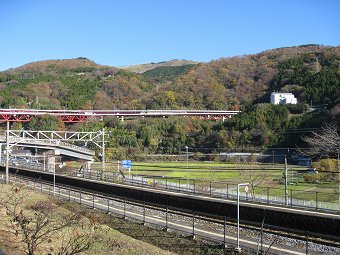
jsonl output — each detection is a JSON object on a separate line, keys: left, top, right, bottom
{"left": 270, "top": 92, "right": 297, "bottom": 105}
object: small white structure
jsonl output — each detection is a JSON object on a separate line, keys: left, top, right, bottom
{"left": 270, "top": 92, "right": 297, "bottom": 105}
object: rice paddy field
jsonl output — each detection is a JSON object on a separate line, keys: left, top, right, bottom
{"left": 66, "top": 160, "right": 339, "bottom": 207}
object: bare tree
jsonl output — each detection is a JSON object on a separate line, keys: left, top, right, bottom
{"left": 194, "top": 166, "right": 217, "bottom": 194}
{"left": 240, "top": 156, "right": 270, "bottom": 198}
{"left": 0, "top": 183, "right": 101, "bottom": 255}
{"left": 301, "top": 123, "right": 340, "bottom": 157}
{"left": 240, "top": 168, "right": 269, "bottom": 198}
{"left": 301, "top": 123, "right": 340, "bottom": 203}
{"left": 50, "top": 225, "right": 100, "bottom": 255}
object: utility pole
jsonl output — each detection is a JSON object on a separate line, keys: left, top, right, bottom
{"left": 101, "top": 128, "right": 105, "bottom": 179}
{"left": 43, "top": 153, "right": 46, "bottom": 171}
{"left": 285, "top": 155, "right": 288, "bottom": 206}
{"left": 337, "top": 149, "right": 340, "bottom": 212}
{"left": 53, "top": 162, "right": 56, "bottom": 196}
{"left": 5, "top": 121, "right": 10, "bottom": 184}
{"left": 236, "top": 183, "right": 249, "bottom": 253}
{"left": 185, "top": 146, "right": 188, "bottom": 167}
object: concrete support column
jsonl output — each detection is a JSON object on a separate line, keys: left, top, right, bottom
{"left": 47, "top": 156, "right": 56, "bottom": 172}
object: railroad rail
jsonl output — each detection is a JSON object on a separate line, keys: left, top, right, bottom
{"left": 6, "top": 174, "right": 340, "bottom": 254}
{"left": 2, "top": 166, "right": 340, "bottom": 245}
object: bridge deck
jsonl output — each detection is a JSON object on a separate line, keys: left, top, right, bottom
{"left": 0, "top": 136, "right": 94, "bottom": 161}
{"left": 0, "top": 109, "right": 240, "bottom": 122}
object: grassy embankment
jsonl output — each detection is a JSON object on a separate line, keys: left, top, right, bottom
{"left": 0, "top": 183, "right": 239, "bottom": 255}
{"left": 0, "top": 184, "right": 172, "bottom": 255}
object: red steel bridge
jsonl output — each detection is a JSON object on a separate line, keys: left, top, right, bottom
{"left": 0, "top": 109, "right": 240, "bottom": 123}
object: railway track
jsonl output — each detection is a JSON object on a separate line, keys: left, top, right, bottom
{"left": 2, "top": 166, "right": 340, "bottom": 239}
{"left": 4, "top": 174, "right": 340, "bottom": 255}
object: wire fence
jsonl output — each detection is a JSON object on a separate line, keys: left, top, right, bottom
{"left": 2, "top": 159, "right": 339, "bottom": 212}
{"left": 77, "top": 169, "right": 340, "bottom": 212}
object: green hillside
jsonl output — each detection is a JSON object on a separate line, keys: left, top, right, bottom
{"left": 143, "top": 64, "right": 197, "bottom": 83}
{"left": 1, "top": 45, "right": 338, "bottom": 111}
{"left": 145, "top": 45, "right": 340, "bottom": 110}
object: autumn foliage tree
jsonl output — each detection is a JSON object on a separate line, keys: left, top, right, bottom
{"left": 26, "top": 115, "right": 65, "bottom": 131}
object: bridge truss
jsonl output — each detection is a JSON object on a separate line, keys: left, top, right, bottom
{"left": 1, "top": 128, "right": 106, "bottom": 183}
{"left": 5, "top": 130, "right": 105, "bottom": 148}
{"left": 0, "top": 109, "right": 240, "bottom": 123}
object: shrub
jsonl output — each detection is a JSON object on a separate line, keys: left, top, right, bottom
{"left": 312, "top": 158, "right": 338, "bottom": 181}
{"left": 303, "top": 173, "right": 321, "bottom": 183}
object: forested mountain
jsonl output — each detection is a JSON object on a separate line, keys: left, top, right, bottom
{"left": 0, "top": 45, "right": 338, "bottom": 111}
{"left": 0, "top": 45, "right": 339, "bottom": 157}
{"left": 143, "top": 45, "right": 339, "bottom": 110}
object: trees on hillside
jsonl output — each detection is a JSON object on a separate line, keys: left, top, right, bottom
{"left": 272, "top": 52, "right": 340, "bottom": 107}
{"left": 26, "top": 115, "right": 65, "bottom": 131}
{"left": 1, "top": 46, "right": 339, "bottom": 111}
{"left": 0, "top": 46, "right": 338, "bottom": 153}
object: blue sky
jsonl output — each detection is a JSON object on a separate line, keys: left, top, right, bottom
{"left": 0, "top": 0, "right": 339, "bottom": 71}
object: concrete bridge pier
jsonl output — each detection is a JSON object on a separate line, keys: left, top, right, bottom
{"left": 47, "top": 155, "right": 56, "bottom": 172}
{"left": 85, "top": 160, "right": 93, "bottom": 172}
{"left": 44, "top": 150, "right": 62, "bottom": 173}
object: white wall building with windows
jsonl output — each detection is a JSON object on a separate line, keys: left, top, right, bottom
{"left": 270, "top": 92, "right": 297, "bottom": 105}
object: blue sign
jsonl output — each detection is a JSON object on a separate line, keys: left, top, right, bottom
{"left": 121, "top": 160, "right": 132, "bottom": 169}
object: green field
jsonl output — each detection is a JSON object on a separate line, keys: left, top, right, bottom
{"left": 67, "top": 161, "right": 338, "bottom": 205}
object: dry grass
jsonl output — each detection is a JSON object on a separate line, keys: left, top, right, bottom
{"left": 0, "top": 184, "right": 176, "bottom": 255}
